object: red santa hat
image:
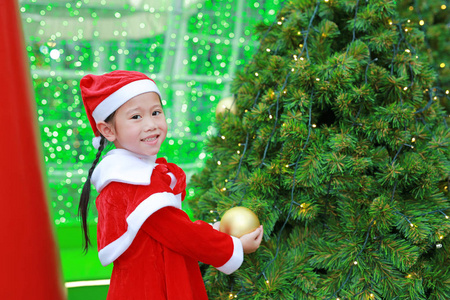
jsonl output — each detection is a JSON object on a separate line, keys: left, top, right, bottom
{"left": 80, "top": 70, "right": 161, "bottom": 149}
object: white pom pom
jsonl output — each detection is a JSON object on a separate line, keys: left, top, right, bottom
{"left": 92, "top": 136, "right": 101, "bottom": 149}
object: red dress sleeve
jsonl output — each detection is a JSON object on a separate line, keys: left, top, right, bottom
{"left": 142, "top": 206, "right": 243, "bottom": 274}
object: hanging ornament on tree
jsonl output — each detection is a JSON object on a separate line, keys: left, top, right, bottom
{"left": 215, "top": 96, "right": 237, "bottom": 117}
{"left": 219, "top": 206, "right": 260, "bottom": 238}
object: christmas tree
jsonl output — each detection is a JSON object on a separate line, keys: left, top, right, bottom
{"left": 190, "top": 0, "right": 450, "bottom": 299}
{"left": 397, "top": 0, "right": 450, "bottom": 111}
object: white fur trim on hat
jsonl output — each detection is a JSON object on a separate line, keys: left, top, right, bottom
{"left": 92, "top": 79, "right": 161, "bottom": 123}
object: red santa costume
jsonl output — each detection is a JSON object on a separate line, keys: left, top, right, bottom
{"left": 80, "top": 71, "right": 243, "bottom": 299}
{"left": 91, "top": 148, "right": 243, "bottom": 299}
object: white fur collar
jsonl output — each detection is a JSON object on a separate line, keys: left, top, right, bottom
{"left": 91, "top": 149, "right": 157, "bottom": 192}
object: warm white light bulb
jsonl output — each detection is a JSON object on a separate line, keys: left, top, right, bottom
{"left": 49, "top": 49, "right": 60, "bottom": 59}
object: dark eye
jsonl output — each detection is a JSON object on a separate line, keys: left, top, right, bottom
{"left": 152, "top": 110, "right": 161, "bottom": 116}
{"left": 131, "top": 115, "right": 142, "bottom": 119}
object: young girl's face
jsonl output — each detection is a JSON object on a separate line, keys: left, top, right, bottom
{"left": 105, "top": 92, "right": 167, "bottom": 156}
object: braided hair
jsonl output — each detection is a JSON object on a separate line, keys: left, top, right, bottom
{"left": 78, "top": 135, "right": 107, "bottom": 253}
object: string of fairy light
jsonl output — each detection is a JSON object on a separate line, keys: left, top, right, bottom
{"left": 222, "top": 0, "right": 319, "bottom": 296}
{"left": 330, "top": 1, "right": 450, "bottom": 298}
{"left": 209, "top": 0, "right": 450, "bottom": 298}
{"left": 255, "top": 0, "right": 320, "bottom": 292}
{"left": 411, "top": 1, "right": 450, "bottom": 120}
{"left": 412, "top": 2, "right": 450, "bottom": 78}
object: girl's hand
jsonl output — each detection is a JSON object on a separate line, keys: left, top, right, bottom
{"left": 240, "top": 225, "right": 263, "bottom": 254}
{"left": 212, "top": 221, "right": 220, "bottom": 231}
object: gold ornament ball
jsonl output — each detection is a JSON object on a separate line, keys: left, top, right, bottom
{"left": 219, "top": 206, "right": 260, "bottom": 238}
{"left": 215, "top": 96, "right": 237, "bottom": 117}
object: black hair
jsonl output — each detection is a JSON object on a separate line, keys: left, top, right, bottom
{"left": 78, "top": 112, "right": 115, "bottom": 253}
{"left": 78, "top": 135, "right": 107, "bottom": 253}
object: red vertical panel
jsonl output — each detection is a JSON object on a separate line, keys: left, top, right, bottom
{"left": 0, "top": 0, "right": 66, "bottom": 299}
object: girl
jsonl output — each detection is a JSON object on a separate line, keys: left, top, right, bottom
{"left": 78, "top": 70, "right": 263, "bottom": 299}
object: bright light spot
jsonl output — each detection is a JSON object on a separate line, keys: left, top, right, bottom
{"left": 129, "top": 0, "right": 143, "bottom": 7}
{"left": 49, "top": 49, "right": 60, "bottom": 59}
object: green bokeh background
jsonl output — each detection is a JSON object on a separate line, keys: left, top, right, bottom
{"left": 20, "top": 0, "right": 281, "bottom": 298}
{"left": 21, "top": 1, "right": 448, "bottom": 298}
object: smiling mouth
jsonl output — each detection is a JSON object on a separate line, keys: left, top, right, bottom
{"left": 142, "top": 136, "right": 158, "bottom": 142}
